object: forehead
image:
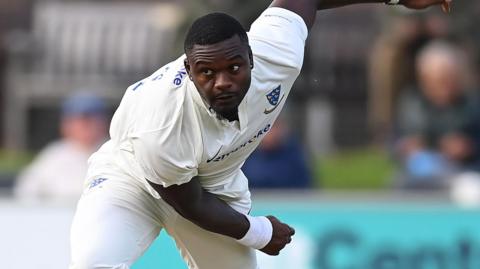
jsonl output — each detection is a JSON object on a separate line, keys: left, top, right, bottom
{"left": 187, "top": 35, "right": 249, "bottom": 64}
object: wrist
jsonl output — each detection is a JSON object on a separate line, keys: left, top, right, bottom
{"left": 237, "top": 215, "right": 273, "bottom": 249}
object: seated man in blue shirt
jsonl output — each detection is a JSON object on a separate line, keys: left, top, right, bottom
{"left": 243, "top": 117, "right": 312, "bottom": 189}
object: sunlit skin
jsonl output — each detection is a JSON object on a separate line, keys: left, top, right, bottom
{"left": 184, "top": 35, "right": 253, "bottom": 122}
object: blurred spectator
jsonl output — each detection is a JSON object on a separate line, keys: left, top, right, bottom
{"left": 393, "top": 40, "right": 480, "bottom": 189}
{"left": 14, "top": 91, "right": 108, "bottom": 202}
{"left": 242, "top": 117, "right": 312, "bottom": 189}
{"left": 368, "top": 12, "right": 450, "bottom": 143}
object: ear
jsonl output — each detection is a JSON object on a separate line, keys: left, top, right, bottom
{"left": 248, "top": 46, "right": 254, "bottom": 69}
{"left": 184, "top": 58, "right": 193, "bottom": 80}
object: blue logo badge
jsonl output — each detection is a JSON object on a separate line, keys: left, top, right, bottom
{"left": 266, "top": 85, "right": 281, "bottom": 106}
{"left": 89, "top": 177, "right": 108, "bottom": 189}
{"left": 264, "top": 85, "right": 284, "bottom": 114}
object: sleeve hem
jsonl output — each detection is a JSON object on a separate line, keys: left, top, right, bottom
{"left": 145, "top": 174, "right": 195, "bottom": 188}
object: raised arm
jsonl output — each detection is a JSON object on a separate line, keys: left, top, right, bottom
{"left": 271, "top": 0, "right": 451, "bottom": 30}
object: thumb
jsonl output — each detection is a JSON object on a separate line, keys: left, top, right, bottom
{"left": 441, "top": 0, "right": 452, "bottom": 13}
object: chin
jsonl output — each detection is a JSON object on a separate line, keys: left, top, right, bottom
{"left": 213, "top": 106, "right": 237, "bottom": 119}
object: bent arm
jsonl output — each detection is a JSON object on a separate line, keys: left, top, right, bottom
{"left": 271, "top": 0, "right": 448, "bottom": 30}
{"left": 270, "top": 0, "right": 381, "bottom": 30}
{"left": 147, "top": 177, "right": 249, "bottom": 239}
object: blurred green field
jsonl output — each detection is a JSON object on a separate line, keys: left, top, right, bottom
{"left": 0, "top": 147, "right": 396, "bottom": 190}
{"left": 315, "top": 147, "right": 396, "bottom": 190}
{"left": 0, "top": 150, "right": 33, "bottom": 172}
{"left": 0, "top": 150, "right": 33, "bottom": 186}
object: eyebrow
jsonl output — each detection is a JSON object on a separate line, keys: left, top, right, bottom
{"left": 226, "top": 55, "right": 244, "bottom": 61}
{"left": 194, "top": 55, "right": 245, "bottom": 66}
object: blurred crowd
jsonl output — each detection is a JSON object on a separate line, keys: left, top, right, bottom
{"left": 0, "top": 0, "right": 480, "bottom": 205}
{"left": 368, "top": 6, "right": 480, "bottom": 205}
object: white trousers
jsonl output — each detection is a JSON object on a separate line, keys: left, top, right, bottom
{"left": 69, "top": 172, "right": 257, "bottom": 269}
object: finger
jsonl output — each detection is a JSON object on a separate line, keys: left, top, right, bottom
{"left": 442, "top": 0, "right": 451, "bottom": 13}
{"left": 441, "top": 3, "right": 448, "bottom": 13}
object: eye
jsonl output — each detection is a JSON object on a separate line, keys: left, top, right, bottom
{"left": 202, "top": 69, "right": 214, "bottom": 76}
{"left": 231, "top": 65, "right": 240, "bottom": 72}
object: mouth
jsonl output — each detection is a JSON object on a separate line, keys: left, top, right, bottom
{"left": 215, "top": 94, "right": 237, "bottom": 104}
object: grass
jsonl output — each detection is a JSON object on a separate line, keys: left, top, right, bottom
{"left": 0, "top": 150, "right": 33, "bottom": 173}
{"left": 0, "top": 150, "right": 33, "bottom": 186}
{"left": 314, "top": 147, "right": 395, "bottom": 190}
{"left": 0, "top": 147, "right": 395, "bottom": 189}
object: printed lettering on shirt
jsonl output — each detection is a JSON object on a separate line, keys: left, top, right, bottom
{"left": 131, "top": 81, "right": 145, "bottom": 91}
{"left": 88, "top": 177, "right": 108, "bottom": 189}
{"left": 173, "top": 67, "right": 187, "bottom": 86}
{"left": 152, "top": 65, "right": 170, "bottom": 81}
{"left": 131, "top": 65, "right": 173, "bottom": 91}
{"left": 207, "top": 124, "right": 272, "bottom": 163}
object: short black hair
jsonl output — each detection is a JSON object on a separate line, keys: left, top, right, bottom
{"left": 184, "top": 12, "right": 249, "bottom": 54}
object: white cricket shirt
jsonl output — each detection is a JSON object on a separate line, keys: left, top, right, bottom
{"left": 87, "top": 7, "right": 308, "bottom": 212}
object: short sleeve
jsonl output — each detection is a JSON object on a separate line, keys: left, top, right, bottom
{"left": 131, "top": 122, "right": 199, "bottom": 188}
{"left": 248, "top": 7, "right": 308, "bottom": 71}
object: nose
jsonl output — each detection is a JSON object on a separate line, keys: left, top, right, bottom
{"left": 214, "top": 72, "right": 233, "bottom": 91}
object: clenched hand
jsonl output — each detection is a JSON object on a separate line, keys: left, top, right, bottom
{"left": 260, "top": 216, "right": 295, "bottom": 256}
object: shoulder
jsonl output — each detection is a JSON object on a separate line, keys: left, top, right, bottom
{"left": 131, "top": 56, "right": 189, "bottom": 99}
{"left": 248, "top": 8, "right": 308, "bottom": 71}
{"left": 249, "top": 7, "right": 308, "bottom": 41}
{"left": 34, "top": 141, "right": 71, "bottom": 159}
{"left": 127, "top": 57, "right": 194, "bottom": 133}
{"left": 395, "top": 88, "right": 426, "bottom": 122}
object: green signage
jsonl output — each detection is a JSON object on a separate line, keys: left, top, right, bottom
{"left": 133, "top": 201, "right": 480, "bottom": 269}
